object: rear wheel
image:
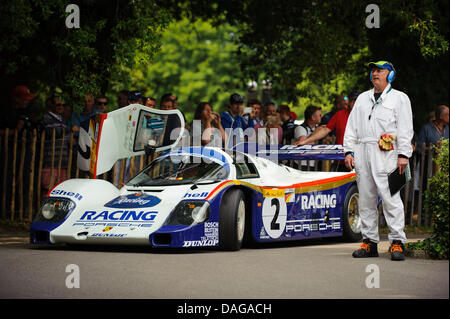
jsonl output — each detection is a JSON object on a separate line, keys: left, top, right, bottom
{"left": 219, "top": 189, "right": 246, "bottom": 251}
{"left": 342, "top": 184, "right": 362, "bottom": 242}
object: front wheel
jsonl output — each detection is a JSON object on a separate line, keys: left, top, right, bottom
{"left": 342, "top": 184, "right": 362, "bottom": 242}
{"left": 219, "top": 189, "right": 246, "bottom": 251}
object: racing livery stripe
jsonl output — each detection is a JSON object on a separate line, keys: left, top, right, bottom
{"left": 205, "top": 173, "right": 356, "bottom": 200}
{"left": 205, "top": 180, "right": 261, "bottom": 200}
{"left": 294, "top": 173, "right": 356, "bottom": 193}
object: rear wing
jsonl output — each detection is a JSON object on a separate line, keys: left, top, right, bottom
{"left": 232, "top": 142, "right": 345, "bottom": 161}
{"left": 77, "top": 104, "right": 185, "bottom": 177}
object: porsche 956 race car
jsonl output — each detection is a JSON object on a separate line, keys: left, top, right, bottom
{"left": 30, "top": 105, "right": 362, "bottom": 250}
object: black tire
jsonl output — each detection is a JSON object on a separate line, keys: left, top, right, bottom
{"left": 219, "top": 189, "right": 246, "bottom": 251}
{"left": 342, "top": 184, "right": 362, "bottom": 242}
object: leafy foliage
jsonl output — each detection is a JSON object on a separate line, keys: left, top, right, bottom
{"left": 125, "top": 17, "right": 246, "bottom": 122}
{"left": 161, "top": 0, "right": 448, "bottom": 127}
{"left": 408, "top": 139, "right": 449, "bottom": 259}
{"left": 0, "top": 0, "right": 171, "bottom": 111}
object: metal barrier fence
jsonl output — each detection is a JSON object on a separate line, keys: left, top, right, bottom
{"left": 0, "top": 128, "right": 439, "bottom": 226}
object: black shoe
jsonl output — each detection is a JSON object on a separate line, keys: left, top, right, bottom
{"left": 352, "top": 239, "right": 379, "bottom": 258}
{"left": 390, "top": 240, "right": 406, "bottom": 261}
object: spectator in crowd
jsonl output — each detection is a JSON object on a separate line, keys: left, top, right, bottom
{"left": 296, "top": 90, "right": 360, "bottom": 146}
{"left": 414, "top": 105, "right": 448, "bottom": 224}
{"left": 347, "top": 90, "right": 360, "bottom": 111}
{"left": 258, "top": 113, "right": 282, "bottom": 145}
{"left": 241, "top": 102, "right": 257, "bottom": 129}
{"left": 417, "top": 104, "right": 449, "bottom": 152}
{"left": 278, "top": 104, "right": 296, "bottom": 144}
{"left": 41, "top": 95, "right": 67, "bottom": 129}
{"left": 172, "top": 95, "right": 179, "bottom": 109}
{"left": 63, "top": 104, "right": 73, "bottom": 128}
{"left": 246, "top": 99, "right": 263, "bottom": 126}
{"left": 40, "top": 94, "right": 70, "bottom": 199}
{"left": 293, "top": 105, "right": 322, "bottom": 170}
{"left": 128, "top": 90, "right": 145, "bottom": 105}
{"left": 117, "top": 90, "right": 129, "bottom": 108}
{"left": 160, "top": 94, "right": 174, "bottom": 110}
{"left": 71, "top": 94, "right": 98, "bottom": 136}
{"left": 321, "top": 94, "right": 348, "bottom": 126}
{"left": 95, "top": 96, "right": 108, "bottom": 113}
{"left": 220, "top": 93, "right": 251, "bottom": 130}
{"left": 254, "top": 101, "right": 283, "bottom": 142}
{"left": 0, "top": 85, "right": 36, "bottom": 134}
{"left": 190, "top": 102, "right": 226, "bottom": 147}
{"left": 44, "top": 96, "right": 54, "bottom": 113}
{"left": 296, "top": 91, "right": 360, "bottom": 171}
{"left": 263, "top": 102, "right": 277, "bottom": 120}
{"left": 294, "top": 105, "right": 322, "bottom": 144}
{"left": 145, "top": 97, "right": 157, "bottom": 108}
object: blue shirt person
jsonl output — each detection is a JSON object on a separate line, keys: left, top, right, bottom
{"left": 417, "top": 105, "right": 449, "bottom": 153}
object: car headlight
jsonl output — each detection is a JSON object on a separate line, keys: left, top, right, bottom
{"left": 35, "top": 198, "right": 75, "bottom": 223}
{"left": 165, "top": 201, "right": 210, "bottom": 226}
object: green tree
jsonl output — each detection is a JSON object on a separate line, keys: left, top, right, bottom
{"left": 127, "top": 17, "right": 246, "bottom": 122}
{"left": 0, "top": 0, "right": 171, "bottom": 112}
{"left": 162, "top": 0, "right": 449, "bottom": 126}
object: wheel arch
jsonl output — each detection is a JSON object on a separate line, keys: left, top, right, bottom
{"left": 219, "top": 184, "right": 258, "bottom": 245}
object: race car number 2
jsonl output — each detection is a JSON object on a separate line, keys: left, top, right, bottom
{"left": 262, "top": 190, "right": 287, "bottom": 238}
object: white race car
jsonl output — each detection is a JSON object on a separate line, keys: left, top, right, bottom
{"left": 30, "top": 105, "right": 362, "bottom": 250}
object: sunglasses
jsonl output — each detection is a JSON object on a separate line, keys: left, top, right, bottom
{"left": 97, "top": 101, "right": 108, "bottom": 105}
{"left": 55, "top": 103, "right": 65, "bottom": 106}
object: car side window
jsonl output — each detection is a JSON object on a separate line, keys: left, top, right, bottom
{"left": 235, "top": 156, "right": 259, "bottom": 179}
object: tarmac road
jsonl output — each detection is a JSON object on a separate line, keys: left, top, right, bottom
{"left": 0, "top": 234, "right": 448, "bottom": 299}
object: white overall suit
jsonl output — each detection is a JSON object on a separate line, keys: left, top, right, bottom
{"left": 343, "top": 83, "right": 414, "bottom": 243}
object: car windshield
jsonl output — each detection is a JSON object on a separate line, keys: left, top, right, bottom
{"left": 127, "top": 155, "right": 229, "bottom": 186}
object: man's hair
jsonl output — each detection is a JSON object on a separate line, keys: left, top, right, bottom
{"left": 435, "top": 104, "right": 449, "bottom": 120}
{"left": 160, "top": 94, "right": 173, "bottom": 107}
{"left": 304, "top": 105, "right": 321, "bottom": 121}
{"left": 334, "top": 94, "right": 346, "bottom": 107}
{"left": 247, "top": 99, "right": 261, "bottom": 106}
{"left": 277, "top": 104, "right": 290, "bottom": 115}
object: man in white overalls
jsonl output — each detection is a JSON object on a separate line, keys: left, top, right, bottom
{"left": 343, "top": 61, "right": 414, "bottom": 261}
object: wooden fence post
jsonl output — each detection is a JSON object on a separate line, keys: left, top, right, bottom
{"left": 18, "top": 129, "right": 27, "bottom": 221}
{"left": 48, "top": 129, "right": 56, "bottom": 191}
{"left": 27, "top": 129, "right": 37, "bottom": 222}
{"left": 425, "top": 146, "right": 434, "bottom": 227}
{"left": 1, "top": 128, "right": 9, "bottom": 218}
{"left": 66, "top": 132, "right": 74, "bottom": 179}
{"left": 417, "top": 143, "right": 426, "bottom": 226}
{"left": 409, "top": 154, "right": 417, "bottom": 225}
{"left": 56, "top": 128, "right": 65, "bottom": 184}
{"left": 36, "top": 130, "right": 45, "bottom": 211}
{"left": 10, "top": 129, "right": 18, "bottom": 221}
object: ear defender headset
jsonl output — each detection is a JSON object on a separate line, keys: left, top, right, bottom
{"left": 369, "top": 61, "right": 396, "bottom": 83}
